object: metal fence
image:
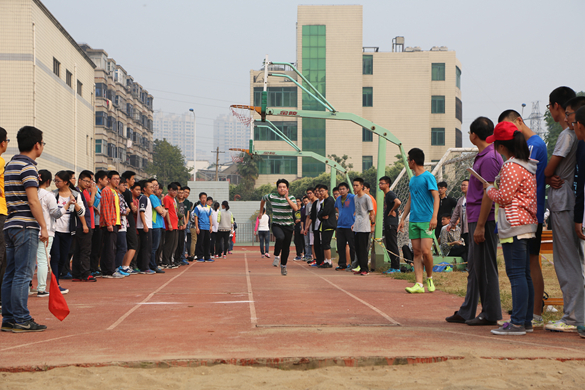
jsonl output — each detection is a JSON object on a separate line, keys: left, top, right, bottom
{"left": 234, "top": 222, "right": 275, "bottom": 245}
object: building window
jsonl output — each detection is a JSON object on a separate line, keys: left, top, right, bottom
{"left": 363, "top": 87, "right": 373, "bottom": 107}
{"left": 258, "top": 156, "right": 297, "bottom": 175}
{"left": 66, "top": 70, "right": 72, "bottom": 88}
{"left": 362, "top": 156, "right": 373, "bottom": 171}
{"left": 77, "top": 80, "right": 82, "bottom": 96}
{"left": 254, "top": 121, "right": 297, "bottom": 141}
{"left": 362, "top": 127, "right": 373, "bottom": 142}
{"left": 431, "top": 128, "right": 445, "bottom": 146}
{"left": 432, "top": 63, "right": 445, "bottom": 81}
{"left": 95, "top": 83, "right": 106, "bottom": 97}
{"left": 302, "top": 118, "right": 326, "bottom": 177}
{"left": 363, "top": 55, "right": 373, "bottom": 75}
{"left": 95, "top": 111, "right": 107, "bottom": 126}
{"left": 431, "top": 96, "right": 445, "bottom": 114}
{"left": 53, "top": 58, "right": 60, "bottom": 77}
{"left": 456, "top": 97, "right": 462, "bottom": 122}
{"left": 456, "top": 128, "right": 462, "bottom": 147}
{"left": 456, "top": 66, "right": 462, "bottom": 89}
{"left": 95, "top": 139, "right": 107, "bottom": 155}
{"left": 253, "top": 87, "right": 297, "bottom": 108}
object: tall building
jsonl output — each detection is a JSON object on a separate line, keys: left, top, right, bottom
{"left": 0, "top": 0, "right": 95, "bottom": 174}
{"left": 250, "top": 5, "right": 462, "bottom": 185}
{"left": 82, "top": 45, "right": 154, "bottom": 178}
{"left": 213, "top": 114, "right": 250, "bottom": 164}
{"left": 153, "top": 110, "right": 195, "bottom": 162}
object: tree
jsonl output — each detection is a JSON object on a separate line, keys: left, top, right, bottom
{"left": 327, "top": 154, "right": 353, "bottom": 170}
{"left": 236, "top": 153, "right": 261, "bottom": 193}
{"left": 145, "top": 139, "right": 192, "bottom": 188}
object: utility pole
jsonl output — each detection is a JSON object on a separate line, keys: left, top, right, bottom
{"left": 211, "top": 147, "right": 225, "bottom": 181}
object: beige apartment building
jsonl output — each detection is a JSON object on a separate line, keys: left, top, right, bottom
{"left": 0, "top": 0, "right": 96, "bottom": 174}
{"left": 81, "top": 45, "right": 154, "bottom": 178}
{"left": 250, "top": 5, "right": 462, "bottom": 185}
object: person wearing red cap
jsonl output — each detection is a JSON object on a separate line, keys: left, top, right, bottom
{"left": 483, "top": 121, "right": 538, "bottom": 335}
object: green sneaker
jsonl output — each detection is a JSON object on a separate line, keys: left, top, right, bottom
{"left": 352, "top": 266, "right": 361, "bottom": 273}
{"left": 426, "top": 278, "right": 435, "bottom": 292}
{"left": 545, "top": 321, "right": 577, "bottom": 332}
{"left": 405, "top": 283, "right": 425, "bottom": 294}
{"left": 532, "top": 318, "right": 544, "bottom": 328}
{"left": 577, "top": 325, "right": 585, "bottom": 339}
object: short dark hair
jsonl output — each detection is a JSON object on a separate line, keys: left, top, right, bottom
{"left": 183, "top": 186, "right": 190, "bottom": 191}
{"left": 167, "top": 183, "right": 178, "bottom": 191}
{"left": 107, "top": 170, "right": 120, "bottom": 179}
{"left": 338, "top": 182, "right": 350, "bottom": 190}
{"left": 363, "top": 182, "right": 371, "bottom": 190}
{"left": 469, "top": 117, "right": 494, "bottom": 141}
{"left": 95, "top": 170, "right": 108, "bottom": 182}
{"left": 121, "top": 171, "right": 136, "bottom": 180}
{"left": 441, "top": 213, "right": 452, "bottom": 220}
{"left": 66, "top": 170, "right": 75, "bottom": 177}
{"left": 207, "top": 196, "right": 213, "bottom": 202}
{"left": 0, "top": 127, "right": 7, "bottom": 144}
{"left": 379, "top": 176, "right": 392, "bottom": 185}
{"left": 438, "top": 181, "right": 448, "bottom": 188}
{"left": 576, "top": 106, "right": 585, "bottom": 127}
{"left": 146, "top": 178, "right": 156, "bottom": 184}
{"left": 306, "top": 187, "right": 315, "bottom": 193}
{"left": 550, "top": 86, "right": 576, "bottom": 109}
{"left": 38, "top": 169, "right": 52, "bottom": 186}
{"left": 566, "top": 96, "right": 585, "bottom": 112}
{"left": 119, "top": 177, "right": 127, "bottom": 185}
{"left": 408, "top": 148, "right": 425, "bottom": 166}
{"left": 332, "top": 186, "right": 339, "bottom": 193}
{"left": 462, "top": 179, "right": 469, "bottom": 183}
{"left": 276, "top": 178, "right": 289, "bottom": 188}
{"left": 498, "top": 109, "right": 521, "bottom": 123}
{"left": 353, "top": 177, "right": 364, "bottom": 186}
{"left": 171, "top": 182, "right": 182, "bottom": 189}
{"left": 130, "top": 182, "right": 141, "bottom": 190}
{"left": 79, "top": 170, "right": 93, "bottom": 181}
{"left": 17, "top": 126, "right": 43, "bottom": 152}
{"left": 316, "top": 184, "right": 328, "bottom": 191}
{"left": 139, "top": 180, "right": 148, "bottom": 191}
{"left": 199, "top": 192, "right": 207, "bottom": 199}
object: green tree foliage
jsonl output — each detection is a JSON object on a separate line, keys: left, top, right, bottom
{"left": 327, "top": 154, "right": 353, "bottom": 170}
{"left": 146, "top": 139, "right": 192, "bottom": 188}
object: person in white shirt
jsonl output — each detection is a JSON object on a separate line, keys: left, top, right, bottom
{"left": 136, "top": 180, "right": 154, "bottom": 274}
{"left": 255, "top": 208, "right": 270, "bottom": 257}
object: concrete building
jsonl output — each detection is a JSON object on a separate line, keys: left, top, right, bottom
{"left": 250, "top": 5, "right": 462, "bottom": 185}
{"left": 0, "top": 0, "right": 95, "bottom": 174}
{"left": 82, "top": 45, "right": 154, "bottom": 178}
{"left": 213, "top": 114, "right": 250, "bottom": 164}
{"left": 153, "top": 110, "right": 195, "bottom": 162}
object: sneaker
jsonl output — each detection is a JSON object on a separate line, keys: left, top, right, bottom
{"left": 281, "top": 265, "right": 287, "bottom": 276}
{"left": 359, "top": 271, "right": 369, "bottom": 276}
{"left": 293, "top": 256, "right": 303, "bottom": 261}
{"left": 405, "top": 283, "right": 425, "bottom": 294}
{"left": 181, "top": 259, "right": 189, "bottom": 265}
{"left": 545, "top": 321, "right": 577, "bottom": 332}
{"left": 497, "top": 319, "right": 509, "bottom": 326}
{"left": 426, "top": 278, "right": 436, "bottom": 292}
{"left": 384, "top": 268, "right": 400, "bottom": 274}
{"left": 223, "top": 255, "right": 227, "bottom": 259}
{"left": 228, "top": 251, "right": 233, "bottom": 254}
{"left": 187, "top": 256, "right": 194, "bottom": 262}
{"left": 265, "top": 253, "right": 270, "bottom": 258}
{"left": 111, "top": 271, "right": 125, "bottom": 279}
{"left": 170, "top": 264, "right": 180, "bottom": 269}
{"left": 59, "top": 286, "right": 69, "bottom": 294}
{"left": 272, "top": 256, "right": 280, "bottom": 267}
{"left": 445, "top": 311, "right": 466, "bottom": 323}
{"left": 352, "top": 266, "right": 361, "bottom": 273}
{"left": 335, "top": 266, "right": 346, "bottom": 271}
{"left": 1, "top": 321, "right": 15, "bottom": 332}
{"left": 117, "top": 268, "right": 130, "bottom": 276}
{"left": 196, "top": 259, "right": 205, "bottom": 262}
{"left": 139, "top": 269, "right": 155, "bottom": 275}
{"left": 12, "top": 319, "right": 47, "bottom": 333}
{"left": 61, "top": 273, "right": 73, "bottom": 280}
{"left": 308, "top": 261, "right": 316, "bottom": 266}
{"left": 532, "top": 318, "right": 545, "bottom": 328}
{"left": 491, "top": 322, "right": 526, "bottom": 336}
{"left": 525, "top": 323, "right": 533, "bottom": 333}
{"left": 82, "top": 275, "right": 97, "bottom": 282}
{"left": 91, "top": 270, "right": 102, "bottom": 277}
{"left": 318, "top": 263, "right": 332, "bottom": 268}
{"left": 37, "top": 291, "right": 49, "bottom": 297}
{"left": 577, "top": 325, "right": 585, "bottom": 339}
{"left": 154, "top": 267, "right": 165, "bottom": 274}
{"left": 205, "top": 258, "right": 214, "bottom": 262}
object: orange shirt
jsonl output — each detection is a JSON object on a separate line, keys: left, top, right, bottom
{"left": 368, "top": 194, "right": 377, "bottom": 218}
{"left": 0, "top": 156, "right": 6, "bottom": 215}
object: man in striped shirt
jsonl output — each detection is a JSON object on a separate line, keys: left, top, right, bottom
{"left": 259, "top": 179, "right": 298, "bottom": 276}
{"left": 1, "top": 126, "right": 49, "bottom": 333}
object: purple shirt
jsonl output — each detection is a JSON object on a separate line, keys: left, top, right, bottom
{"left": 467, "top": 143, "right": 503, "bottom": 223}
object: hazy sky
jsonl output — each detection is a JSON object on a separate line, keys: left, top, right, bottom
{"left": 45, "top": 0, "right": 585, "bottom": 158}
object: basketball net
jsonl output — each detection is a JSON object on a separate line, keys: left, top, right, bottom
{"left": 230, "top": 106, "right": 254, "bottom": 127}
{"left": 230, "top": 150, "right": 244, "bottom": 164}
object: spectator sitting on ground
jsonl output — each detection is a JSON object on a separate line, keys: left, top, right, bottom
{"left": 439, "top": 213, "right": 467, "bottom": 264}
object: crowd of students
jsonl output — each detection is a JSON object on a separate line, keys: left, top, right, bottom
{"left": 0, "top": 126, "right": 236, "bottom": 333}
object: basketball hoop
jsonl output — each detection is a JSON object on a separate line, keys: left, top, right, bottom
{"left": 230, "top": 104, "right": 265, "bottom": 126}
{"left": 229, "top": 148, "right": 250, "bottom": 164}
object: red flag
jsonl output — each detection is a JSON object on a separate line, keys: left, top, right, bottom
{"left": 48, "top": 271, "right": 69, "bottom": 321}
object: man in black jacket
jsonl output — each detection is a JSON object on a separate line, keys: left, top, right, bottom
{"left": 316, "top": 184, "right": 336, "bottom": 268}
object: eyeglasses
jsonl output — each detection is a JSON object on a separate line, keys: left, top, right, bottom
{"left": 546, "top": 103, "right": 553, "bottom": 110}
{"left": 80, "top": 178, "right": 91, "bottom": 183}
{"left": 6, "top": 139, "right": 9, "bottom": 143}
{"left": 565, "top": 111, "right": 575, "bottom": 117}
{"left": 38, "top": 141, "right": 46, "bottom": 146}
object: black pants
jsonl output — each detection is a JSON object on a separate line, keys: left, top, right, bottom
{"left": 51, "top": 232, "right": 73, "bottom": 284}
{"left": 186, "top": 231, "right": 192, "bottom": 258}
{"left": 0, "top": 215, "right": 6, "bottom": 302}
{"left": 336, "top": 227, "right": 355, "bottom": 268}
{"left": 90, "top": 224, "right": 102, "bottom": 273}
{"left": 321, "top": 230, "right": 334, "bottom": 252}
{"left": 218, "top": 230, "right": 230, "bottom": 256}
{"left": 175, "top": 229, "right": 186, "bottom": 261}
{"left": 273, "top": 224, "right": 294, "bottom": 266}
{"left": 449, "top": 244, "right": 468, "bottom": 264}
{"left": 100, "top": 226, "right": 118, "bottom": 276}
{"left": 138, "top": 229, "right": 152, "bottom": 271}
{"left": 210, "top": 231, "right": 217, "bottom": 257}
{"left": 313, "top": 229, "right": 324, "bottom": 265}
{"left": 294, "top": 227, "right": 305, "bottom": 257}
{"left": 384, "top": 226, "right": 399, "bottom": 270}
{"left": 196, "top": 230, "right": 211, "bottom": 260}
{"left": 355, "top": 232, "right": 370, "bottom": 273}
{"left": 163, "top": 230, "right": 178, "bottom": 265}
{"left": 72, "top": 228, "right": 93, "bottom": 279}
{"left": 156, "top": 228, "right": 166, "bottom": 265}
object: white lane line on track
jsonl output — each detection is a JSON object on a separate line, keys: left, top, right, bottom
{"left": 0, "top": 332, "right": 93, "bottom": 352}
{"left": 295, "top": 263, "right": 400, "bottom": 326}
{"left": 106, "top": 263, "right": 194, "bottom": 331}
{"left": 244, "top": 254, "right": 258, "bottom": 328}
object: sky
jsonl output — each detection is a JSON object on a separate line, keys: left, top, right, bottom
{"left": 44, "top": 0, "right": 585, "bottom": 161}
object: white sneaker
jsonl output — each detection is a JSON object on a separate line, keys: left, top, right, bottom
{"left": 273, "top": 256, "right": 280, "bottom": 267}
{"left": 545, "top": 321, "right": 577, "bottom": 332}
{"left": 111, "top": 271, "right": 125, "bottom": 279}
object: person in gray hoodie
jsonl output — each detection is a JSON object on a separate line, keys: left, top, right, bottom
{"left": 484, "top": 121, "right": 538, "bottom": 336}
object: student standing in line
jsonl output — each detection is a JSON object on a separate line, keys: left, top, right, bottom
{"left": 308, "top": 186, "right": 324, "bottom": 267}
{"left": 485, "top": 121, "right": 537, "bottom": 336}
{"left": 303, "top": 188, "right": 317, "bottom": 263}
{"left": 210, "top": 201, "right": 220, "bottom": 259}
{"left": 447, "top": 180, "right": 469, "bottom": 249}
{"left": 113, "top": 178, "right": 130, "bottom": 276}
{"left": 174, "top": 185, "right": 189, "bottom": 265}
{"left": 255, "top": 208, "right": 271, "bottom": 258}
{"left": 99, "top": 171, "right": 123, "bottom": 278}
{"left": 379, "top": 176, "right": 401, "bottom": 273}
{"left": 90, "top": 170, "right": 108, "bottom": 277}
{"left": 162, "top": 183, "right": 179, "bottom": 268}
{"left": 435, "top": 182, "right": 458, "bottom": 239}
{"left": 71, "top": 170, "right": 97, "bottom": 282}
{"left": 352, "top": 178, "right": 375, "bottom": 276}
{"left": 397, "top": 148, "right": 439, "bottom": 293}
{"left": 120, "top": 172, "right": 138, "bottom": 275}
{"left": 136, "top": 180, "right": 155, "bottom": 274}
{"left": 293, "top": 205, "right": 305, "bottom": 261}
{"left": 260, "top": 179, "right": 299, "bottom": 276}
{"left": 217, "top": 201, "right": 233, "bottom": 259}
{"left": 182, "top": 186, "right": 192, "bottom": 261}
{"left": 154, "top": 182, "right": 166, "bottom": 265}
{"left": 36, "top": 170, "right": 64, "bottom": 296}
{"left": 0, "top": 127, "right": 8, "bottom": 306}
{"left": 334, "top": 182, "right": 355, "bottom": 271}
{"left": 194, "top": 192, "right": 213, "bottom": 262}
{"left": 316, "top": 184, "right": 336, "bottom": 268}
{"left": 148, "top": 179, "right": 166, "bottom": 272}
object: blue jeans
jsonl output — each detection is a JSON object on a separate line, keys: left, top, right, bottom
{"left": 150, "top": 228, "right": 162, "bottom": 270}
{"left": 502, "top": 237, "right": 534, "bottom": 326}
{"left": 1, "top": 228, "right": 40, "bottom": 323}
{"left": 115, "top": 231, "right": 127, "bottom": 269}
{"left": 258, "top": 231, "right": 270, "bottom": 255}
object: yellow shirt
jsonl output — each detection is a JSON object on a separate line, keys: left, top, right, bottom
{"left": 113, "top": 190, "right": 121, "bottom": 225}
{"left": 0, "top": 156, "right": 6, "bottom": 215}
